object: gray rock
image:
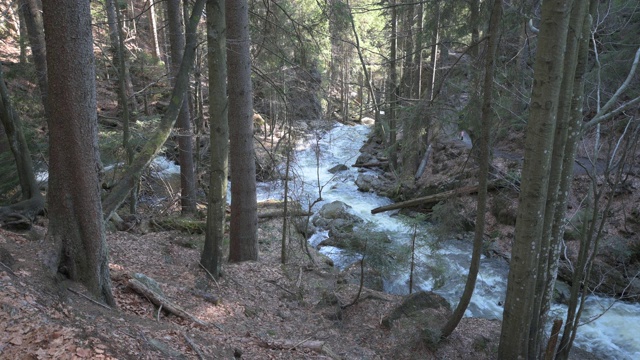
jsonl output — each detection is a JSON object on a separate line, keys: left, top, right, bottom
{"left": 328, "top": 164, "right": 348, "bottom": 174}
{"left": 319, "top": 201, "right": 351, "bottom": 219}
{"left": 132, "top": 273, "right": 164, "bottom": 296}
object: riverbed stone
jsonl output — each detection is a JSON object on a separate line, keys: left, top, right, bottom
{"left": 328, "top": 164, "right": 349, "bottom": 173}
{"left": 318, "top": 201, "right": 351, "bottom": 219}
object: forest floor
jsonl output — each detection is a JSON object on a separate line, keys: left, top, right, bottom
{"left": 0, "top": 214, "right": 509, "bottom": 360}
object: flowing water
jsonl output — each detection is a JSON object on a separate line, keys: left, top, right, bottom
{"left": 255, "top": 122, "right": 640, "bottom": 360}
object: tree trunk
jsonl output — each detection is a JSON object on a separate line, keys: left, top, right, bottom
{"left": 105, "top": 0, "right": 137, "bottom": 214}
{"left": 425, "top": 1, "right": 440, "bottom": 102}
{"left": 167, "top": 0, "right": 197, "bottom": 214}
{"left": 102, "top": 0, "right": 206, "bottom": 221}
{"left": 17, "top": 4, "right": 28, "bottom": 65}
{"left": 201, "top": 0, "right": 228, "bottom": 278}
{"left": 149, "top": 0, "right": 162, "bottom": 61}
{"left": 530, "top": 1, "right": 590, "bottom": 356}
{"left": 498, "top": 1, "right": 574, "bottom": 358}
{"left": 388, "top": 0, "right": 398, "bottom": 169}
{"left": 440, "top": 0, "right": 501, "bottom": 340}
{"left": 227, "top": 0, "right": 258, "bottom": 262}
{"left": 0, "top": 65, "right": 39, "bottom": 201}
{"left": 43, "top": 0, "right": 114, "bottom": 306}
{"left": 18, "top": 0, "right": 47, "bottom": 113}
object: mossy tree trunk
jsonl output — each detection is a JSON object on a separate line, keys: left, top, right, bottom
{"left": 102, "top": 0, "right": 206, "bottom": 221}
{"left": 530, "top": 1, "right": 591, "bottom": 355}
{"left": 498, "top": 1, "right": 574, "bottom": 358}
{"left": 43, "top": 0, "right": 114, "bottom": 306}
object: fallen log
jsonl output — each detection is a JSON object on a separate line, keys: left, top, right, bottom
{"left": 128, "top": 278, "right": 208, "bottom": 326}
{"left": 256, "top": 339, "right": 340, "bottom": 359}
{"left": 371, "top": 181, "right": 498, "bottom": 214}
{"left": 352, "top": 161, "right": 388, "bottom": 168}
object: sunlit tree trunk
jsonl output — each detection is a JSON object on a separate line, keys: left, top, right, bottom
{"left": 43, "top": 0, "right": 114, "bottom": 306}
{"left": 149, "top": 0, "right": 162, "bottom": 62}
{"left": 227, "top": 0, "right": 258, "bottom": 262}
{"left": 167, "top": 0, "right": 197, "bottom": 214}
{"left": 498, "top": 1, "right": 574, "bottom": 358}
{"left": 201, "top": 0, "right": 228, "bottom": 278}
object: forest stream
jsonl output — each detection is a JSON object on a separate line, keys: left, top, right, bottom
{"left": 250, "top": 122, "right": 640, "bottom": 360}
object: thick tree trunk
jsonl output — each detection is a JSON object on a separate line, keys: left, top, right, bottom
{"left": 43, "top": 0, "right": 114, "bottom": 306}
{"left": 227, "top": 0, "right": 258, "bottom": 262}
{"left": 18, "top": 0, "right": 47, "bottom": 113}
{"left": 167, "top": 0, "right": 197, "bottom": 214}
{"left": 498, "top": 1, "right": 574, "bottom": 358}
{"left": 102, "top": 0, "right": 206, "bottom": 221}
{"left": 201, "top": 0, "right": 228, "bottom": 278}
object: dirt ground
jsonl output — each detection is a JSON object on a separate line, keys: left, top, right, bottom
{"left": 0, "top": 210, "right": 506, "bottom": 360}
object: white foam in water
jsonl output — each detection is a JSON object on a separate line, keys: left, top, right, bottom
{"left": 151, "top": 156, "right": 180, "bottom": 176}
{"left": 257, "top": 122, "right": 640, "bottom": 359}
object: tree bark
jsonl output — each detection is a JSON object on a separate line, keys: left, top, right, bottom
{"left": 530, "top": 1, "right": 590, "bottom": 355}
{"left": 102, "top": 0, "right": 206, "bottom": 221}
{"left": 43, "top": 0, "right": 114, "bottom": 306}
{"left": 227, "top": 0, "right": 258, "bottom": 262}
{"left": 498, "top": 1, "right": 574, "bottom": 358}
{"left": 201, "top": 0, "right": 228, "bottom": 278}
{"left": 167, "top": 0, "right": 197, "bottom": 214}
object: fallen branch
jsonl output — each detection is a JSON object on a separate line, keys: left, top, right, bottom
{"left": 256, "top": 339, "right": 340, "bottom": 359}
{"left": 128, "top": 278, "right": 207, "bottom": 326}
{"left": 67, "top": 288, "right": 113, "bottom": 310}
{"left": 371, "top": 181, "right": 499, "bottom": 214}
{"left": 183, "top": 333, "right": 205, "bottom": 360}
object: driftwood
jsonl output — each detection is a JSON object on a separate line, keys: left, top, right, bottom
{"left": 352, "top": 161, "right": 388, "bottom": 168}
{"left": 127, "top": 278, "right": 207, "bottom": 326}
{"left": 256, "top": 338, "right": 340, "bottom": 359}
{"left": 371, "top": 182, "right": 498, "bottom": 214}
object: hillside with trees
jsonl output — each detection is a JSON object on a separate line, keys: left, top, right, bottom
{"left": 0, "top": 0, "right": 639, "bottom": 359}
